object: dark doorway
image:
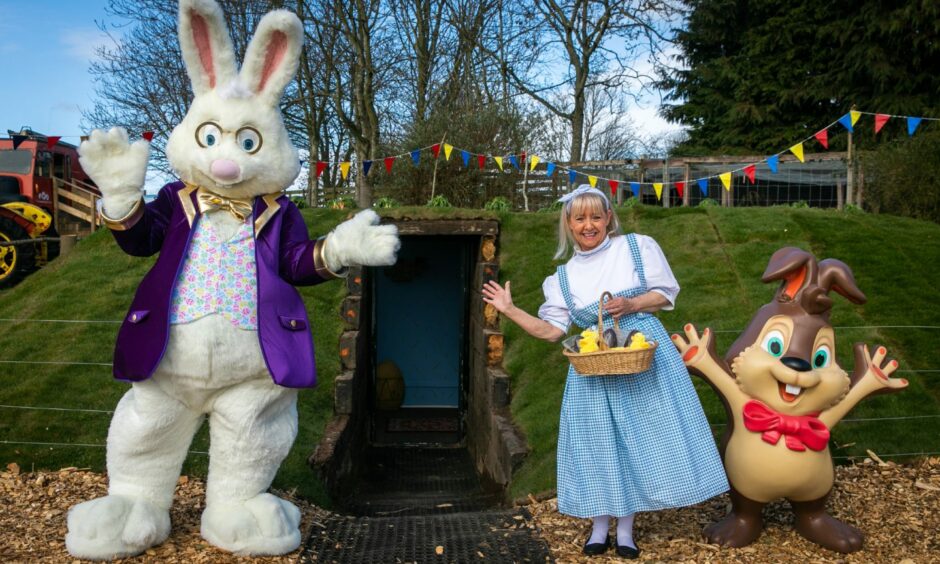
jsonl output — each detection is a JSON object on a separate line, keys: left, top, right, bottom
{"left": 370, "top": 235, "right": 475, "bottom": 446}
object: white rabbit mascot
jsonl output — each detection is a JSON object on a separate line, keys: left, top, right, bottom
{"left": 65, "top": 0, "right": 399, "bottom": 558}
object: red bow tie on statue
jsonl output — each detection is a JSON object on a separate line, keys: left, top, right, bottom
{"left": 742, "top": 399, "right": 830, "bottom": 452}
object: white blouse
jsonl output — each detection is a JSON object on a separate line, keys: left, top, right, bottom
{"left": 537, "top": 234, "right": 680, "bottom": 333}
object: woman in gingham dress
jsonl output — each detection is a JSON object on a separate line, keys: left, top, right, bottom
{"left": 482, "top": 185, "right": 727, "bottom": 559}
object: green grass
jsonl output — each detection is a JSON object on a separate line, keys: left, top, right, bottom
{"left": 1, "top": 205, "right": 938, "bottom": 506}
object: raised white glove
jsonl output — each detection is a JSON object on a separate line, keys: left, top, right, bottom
{"left": 323, "top": 209, "right": 400, "bottom": 271}
{"left": 78, "top": 127, "right": 150, "bottom": 218}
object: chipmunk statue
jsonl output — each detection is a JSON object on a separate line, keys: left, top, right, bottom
{"left": 671, "top": 247, "right": 907, "bottom": 553}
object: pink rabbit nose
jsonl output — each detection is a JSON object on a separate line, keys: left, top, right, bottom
{"left": 210, "top": 159, "right": 241, "bottom": 180}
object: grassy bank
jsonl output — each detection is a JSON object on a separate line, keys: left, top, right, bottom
{"left": 0, "top": 205, "right": 937, "bottom": 506}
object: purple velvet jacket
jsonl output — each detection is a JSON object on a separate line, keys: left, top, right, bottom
{"left": 109, "top": 181, "right": 329, "bottom": 388}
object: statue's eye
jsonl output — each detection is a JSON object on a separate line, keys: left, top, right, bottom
{"left": 195, "top": 122, "right": 222, "bottom": 148}
{"left": 236, "top": 127, "right": 262, "bottom": 154}
{"left": 760, "top": 330, "right": 786, "bottom": 357}
{"left": 813, "top": 345, "right": 831, "bottom": 368}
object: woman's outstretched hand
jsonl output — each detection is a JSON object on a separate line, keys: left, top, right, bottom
{"left": 482, "top": 280, "right": 514, "bottom": 313}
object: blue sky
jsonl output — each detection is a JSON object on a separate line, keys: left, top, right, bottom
{"left": 0, "top": 0, "right": 112, "bottom": 142}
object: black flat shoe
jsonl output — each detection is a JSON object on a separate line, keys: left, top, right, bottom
{"left": 583, "top": 534, "right": 610, "bottom": 556}
{"left": 615, "top": 541, "right": 640, "bottom": 559}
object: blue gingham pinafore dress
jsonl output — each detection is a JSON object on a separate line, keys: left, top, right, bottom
{"left": 556, "top": 234, "right": 728, "bottom": 518}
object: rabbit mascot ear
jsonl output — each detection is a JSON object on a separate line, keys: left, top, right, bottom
{"left": 239, "top": 9, "right": 304, "bottom": 105}
{"left": 178, "top": 0, "right": 239, "bottom": 96}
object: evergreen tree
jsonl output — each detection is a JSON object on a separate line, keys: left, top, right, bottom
{"left": 658, "top": 0, "right": 940, "bottom": 154}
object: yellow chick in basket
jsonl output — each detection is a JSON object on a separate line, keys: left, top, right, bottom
{"left": 578, "top": 329, "right": 600, "bottom": 353}
{"left": 627, "top": 332, "right": 651, "bottom": 350}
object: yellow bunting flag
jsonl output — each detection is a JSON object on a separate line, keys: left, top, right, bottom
{"left": 850, "top": 110, "right": 861, "bottom": 126}
{"left": 589, "top": 175, "right": 598, "bottom": 188}
{"left": 444, "top": 144, "right": 453, "bottom": 160}
{"left": 494, "top": 156, "right": 504, "bottom": 171}
{"left": 719, "top": 172, "right": 732, "bottom": 191}
{"left": 340, "top": 161, "right": 350, "bottom": 180}
{"left": 789, "top": 142, "right": 805, "bottom": 163}
{"left": 653, "top": 183, "right": 663, "bottom": 200}
{"left": 529, "top": 155, "right": 540, "bottom": 171}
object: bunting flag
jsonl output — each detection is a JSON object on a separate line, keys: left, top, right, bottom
{"left": 384, "top": 156, "right": 395, "bottom": 173}
{"left": 546, "top": 162, "right": 556, "bottom": 177}
{"left": 142, "top": 131, "right": 155, "bottom": 142}
{"left": 743, "top": 164, "right": 756, "bottom": 184}
{"left": 814, "top": 129, "right": 828, "bottom": 149}
{"left": 568, "top": 170, "right": 577, "bottom": 185}
{"left": 838, "top": 113, "right": 854, "bottom": 133}
{"left": 851, "top": 110, "right": 861, "bottom": 126}
{"left": 767, "top": 154, "right": 779, "bottom": 174}
{"left": 410, "top": 149, "right": 421, "bottom": 165}
{"left": 789, "top": 142, "right": 805, "bottom": 163}
{"left": 461, "top": 150, "right": 470, "bottom": 167}
{"left": 362, "top": 160, "right": 372, "bottom": 177}
{"left": 444, "top": 144, "right": 453, "bottom": 160}
{"left": 609, "top": 179, "right": 619, "bottom": 195}
{"left": 908, "top": 117, "right": 922, "bottom": 136}
{"left": 520, "top": 152, "right": 527, "bottom": 167}
{"left": 46, "top": 136, "right": 61, "bottom": 149}
{"left": 529, "top": 155, "right": 540, "bottom": 171}
{"left": 719, "top": 172, "right": 732, "bottom": 191}
{"left": 509, "top": 155, "right": 519, "bottom": 170}
{"left": 698, "top": 178, "right": 708, "bottom": 196}
{"left": 630, "top": 182, "right": 640, "bottom": 198}
{"left": 653, "top": 182, "right": 663, "bottom": 200}
{"left": 675, "top": 181, "right": 685, "bottom": 198}
{"left": 316, "top": 161, "right": 327, "bottom": 179}
{"left": 340, "top": 161, "right": 351, "bottom": 180}
{"left": 11, "top": 135, "right": 26, "bottom": 150}
{"left": 478, "top": 155, "right": 486, "bottom": 169}
{"left": 588, "top": 175, "right": 597, "bottom": 188}
{"left": 494, "top": 156, "right": 504, "bottom": 171}
{"left": 431, "top": 143, "right": 441, "bottom": 158}
{"left": 875, "top": 114, "right": 890, "bottom": 134}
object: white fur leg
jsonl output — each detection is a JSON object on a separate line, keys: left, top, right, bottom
{"left": 65, "top": 494, "right": 170, "bottom": 560}
{"left": 201, "top": 493, "right": 301, "bottom": 556}
{"left": 324, "top": 209, "right": 400, "bottom": 270}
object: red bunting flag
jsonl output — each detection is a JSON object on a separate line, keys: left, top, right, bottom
{"left": 743, "top": 164, "right": 756, "bottom": 184}
{"left": 431, "top": 143, "right": 441, "bottom": 158}
{"left": 315, "top": 161, "right": 327, "bottom": 179}
{"left": 814, "top": 129, "right": 828, "bottom": 149}
{"left": 142, "top": 131, "right": 155, "bottom": 142}
{"left": 46, "top": 136, "right": 61, "bottom": 149}
{"left": 874, "top": 113, "right": 890, "bottom": 134}
{"left": 608, "top": 179, "right": 619, "bottom": 195}
{"left": 477, "top": 155, "right": 486, "bottom": 170}
{"left": 520, "top": 151, "right": 527, "bottom": 167}
{"left": 384, "top": 156, "right": 395, "bottom": 173}
{"left": 675, "top": 181, "right": 685, "bottom": 198}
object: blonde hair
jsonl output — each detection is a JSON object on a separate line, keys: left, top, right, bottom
{"left": 554, "top": 192, "right": 622, "bottom": 259}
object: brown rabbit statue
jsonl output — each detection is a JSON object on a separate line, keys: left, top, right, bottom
{"left": 671, "top": 247, "right": 907, "bottom": 553}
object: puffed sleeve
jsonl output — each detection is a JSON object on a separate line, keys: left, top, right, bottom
{"left": 636, "top": 235, "right": 680, "bottom": 310}
{"left": 537, "top": 273, "right": 571, "bottom": 332}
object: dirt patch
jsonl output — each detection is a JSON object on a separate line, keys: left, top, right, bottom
{"left": 528, "top": 456, "right": 940, "bottom": 563}
{"left": 1, "top": 457, "right": 937, "bottom": 562}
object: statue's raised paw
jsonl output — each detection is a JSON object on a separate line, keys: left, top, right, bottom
{"left": 65, "top": 494, "right": 170, "bottom": 560}
{"left": 201, "top": 493, "right": 302, "bottom": 556}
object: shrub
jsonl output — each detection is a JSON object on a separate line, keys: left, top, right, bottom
{"left": 619, "top": 197, "right": 641, "bottom": 208}
{"left": 426, "top": 194, "right": 452, "bottom": 208}
{"left": 790, "top": 200, "right": 809, "bottom": 208}
{"left": 290, "top": 196, "right": 307, "bottom": 209}
{"left": 484, "top": 196, "right": 511, "bottom": 212}
{"left": 863, "top": 129, "right": 940, "bottom": 223}
{"left": 844, "top": 203, "right": 865, "bottom": 214}
{"left": 374, "top": 196, "right": 400, "bottom": 209}
{"left": 698, "top": 198, "right": 720, "bottom": 208}
{"left": 326, "top": 197, "right": 356, "bottom": 210}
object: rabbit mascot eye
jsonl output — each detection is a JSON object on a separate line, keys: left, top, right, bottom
{"left": 672, "top": 247, "right": 907, "bottom": 554}
{"left": 66, "top": 0, "right": 399, "bottom": 559}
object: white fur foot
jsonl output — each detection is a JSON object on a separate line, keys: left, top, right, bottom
{"left": 65, "top": 494, "right": 170, "bottom": 560}
{"left": 201, "top": 493, "right": 301, "bottom": 556}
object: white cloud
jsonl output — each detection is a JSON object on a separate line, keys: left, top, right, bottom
{"left": 59, "top": 27, "right": 110, "bottom": 63}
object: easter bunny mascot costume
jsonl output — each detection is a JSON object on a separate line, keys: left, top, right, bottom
{"left": 65, "top": 0, "right": 399, "bottom": 559}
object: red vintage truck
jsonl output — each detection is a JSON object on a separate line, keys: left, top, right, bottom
{"left": 0, "top": 128, "right": 100, "bottom": 287}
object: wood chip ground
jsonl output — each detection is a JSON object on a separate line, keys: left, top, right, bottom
{"left": 1, "top": 457, "right": 937, "bottom": 563}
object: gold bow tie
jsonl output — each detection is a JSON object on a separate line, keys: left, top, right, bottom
{"left": 196, "top": 188, "right": 253, "bottom": 222}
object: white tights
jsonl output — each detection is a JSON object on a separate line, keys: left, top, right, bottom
{"left": 588, "top": 514, "right": 636, "bottom": 548}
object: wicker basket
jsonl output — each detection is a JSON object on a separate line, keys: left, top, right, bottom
{"left": 563, "top": 291, "right": 657, "bottom": 376}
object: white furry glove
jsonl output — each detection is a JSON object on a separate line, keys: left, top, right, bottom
{"left": 323, "top": 209, "right": 400, "bottom": 271}
{"left": 78, "top": 127, "right": 150, "bottom": 218}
